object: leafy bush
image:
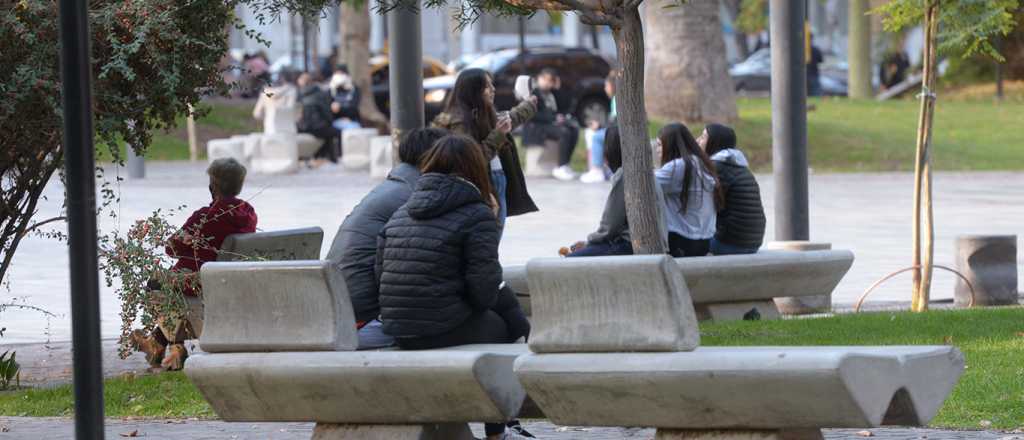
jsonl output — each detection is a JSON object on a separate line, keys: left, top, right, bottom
{"left": 0, "top": 350, "right": 19, "bottom": 391}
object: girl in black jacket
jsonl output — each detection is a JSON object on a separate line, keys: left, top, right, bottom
{"left": 700, "top": 124, "right": 766, "bottom": 255}
{"left": 376, "top": 135, "right": 532, "bottom": 439}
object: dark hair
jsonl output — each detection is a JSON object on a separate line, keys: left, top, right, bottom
{"left": 658, "top": 123, "right": 724, "bottom": 213}
{"left": 443, "top": 68, "right": 496, "bottom": 142}
{"left": 399, "top": 127, "right": 447, "bottom": 165}
{"left": 603, "top": 125, "right": 623, "bottom": 173}
{"left": 539, "top": 68, "right": 559, "bottom": 79}
{"left": 419, "top": 135, "right": 496, "bottom": 210}
{"left": 703, "top": 123, "right": 737, "bottom": 157}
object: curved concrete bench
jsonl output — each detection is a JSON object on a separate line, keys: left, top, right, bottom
{"left": 188, "top": 260, "right": 528, "bottom": 440}
{"left": 220, "top": 226, "right": 323, "bottom": 262}
{"left": 516, "top": 255, "right": 964, "bottom": 439}
{"left": 504, "top": 249, "right": 854, "bottom": 321}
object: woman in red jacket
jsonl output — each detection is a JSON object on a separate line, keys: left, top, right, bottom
{"left": 132, "top": 158, "right": 258, "bottom": 371}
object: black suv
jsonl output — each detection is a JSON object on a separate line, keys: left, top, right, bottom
{"left": 423, "top": 47, "right": 612, "bottom": 125}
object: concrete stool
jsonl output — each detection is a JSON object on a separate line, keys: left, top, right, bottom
{"left": 524, "top": 140, "right": 559, "bottom": 178}
{"left": 955, "top": 235, "right": 1018, "bottom": 306}
{"left": 765, "top": 241, "right": 833, "bottom": 315}
{"left": 207, "top": 137, "right": 249, "bottom": 168}
{"left": 341, "top": 128, "right": 378, "bottom": 170}
{"left": 369, "top": 135, "right": 393, "bottom": 179}
{"left": 296, "top": 133, "right": 321, "bottom": 160}
{"left": 251, "top": 133, "right": 299, "bottom": 174}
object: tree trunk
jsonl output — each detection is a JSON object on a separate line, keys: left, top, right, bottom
{"left": 340, "top": 1, "right": 390, "bottom": 131}
{"left": 911, "top": 2, "right": 939, "bottom": 312}
{"left": 847, "top": 0, "right": 873, "bottom": 98}
{"left": 613, "top": 7, "right": 666, "bottom": 255}
{"left": 645, "top": 0, "right": 738, "bottom": 124}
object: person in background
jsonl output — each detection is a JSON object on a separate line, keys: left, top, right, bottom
{"left": 522, "top": 68, "right": 581, "bottom": 182}
{"left": 700, "top": 124, "right": 766, "bottom": 255}
{"left": 326, "top": 128, "right": 447, "bottom": 350}
{"left": 806, "top": 37, "right": 824, "bottom": 97}
{"left": 565, "top": 125, "right": 668, "bottom": 257}
{"left": 880, "top": 50, "right": 911, "bottom": 91}
{"left": 329, "top": 66, "right": 362, "bottom": 132}
{"left": 376, "top": 135, "right": 533, "bottom": 440}
{"left": 297, "top": 72, "right": 340, "bottom": 164}
{"left": 655, "top": 123, "right": 722, "bottom": 258}
{"left": 432, "top": 68, "right": 538, "bottom": 235}
{"left": 130, "top": 158, "right": 258, "bottom": 371}
{"left": 580, "top": 73, "right": 617, "bottom": 184}
{"left": 252, "top": 70, "right": 299, "bottom": 135}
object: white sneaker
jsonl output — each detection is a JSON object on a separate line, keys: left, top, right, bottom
{"left": 579, "top": 168, "right": 607, "bottom": 183}
{"left": 552, "top": 165, "right": 578, "bottom": 181}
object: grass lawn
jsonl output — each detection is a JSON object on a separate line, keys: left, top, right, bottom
{"left": 1, "top": 308, "right": 1022, "bottom": 429}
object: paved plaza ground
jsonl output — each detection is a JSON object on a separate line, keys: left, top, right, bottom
{"left": 1, "top": 417, "right": 1022, "bottom": 439}
{"left": 2, "top": 161, "right": 1021, "bottom": 343}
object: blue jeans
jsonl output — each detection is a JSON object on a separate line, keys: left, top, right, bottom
{"left": 567, "top": 238, "right": 633, "bottom": 257}
{"left": 491, "top": 169, "right": 508, "bottom": 237}
{"left": 356, "top": 319, "right": 395, "bottom": 350}
{"left": 589, "top": 128, "right": 606, "bottom": 169}
{"left": 710, "top": 237, "right": 759, "bottom": 255}
{"left": 332, "top": 119, "right": 362, "bottom": 132}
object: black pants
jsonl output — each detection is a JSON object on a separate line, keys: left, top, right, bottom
{"left": 669, "top": 232, "right": 710, "bottom": 258}
{"left": 535, "top": 123, "right": 579, "bottom": 166}
{"left": 397, "top": 286, "right": 530, "bottom": 436}
{"left": 301, "top": 126, "right": 340, "bottom": 163}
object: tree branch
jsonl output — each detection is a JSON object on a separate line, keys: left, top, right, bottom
{"left": 18, "top": 216, "right": 67, "bottom": 240}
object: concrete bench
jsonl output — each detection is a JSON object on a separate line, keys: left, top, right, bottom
{"left": 369, "top": 135, "right": 393, "bottom": 179}
{"left": 523, "top": 139, "right": 560, "bottom": 178}
{"left": 503, "top": 249, "right": 854, "bottom": 321}
{"left": 341, "top": 128, "right": 378, "bottom": 171}
{"left": 187, "top": 260, "right": 528, "bottom": 440}
{"left": 158, "top": 227, "right": 325, "bottom": 343}
{"left": 515, "top": 255, "right": 964, "bottom": 440}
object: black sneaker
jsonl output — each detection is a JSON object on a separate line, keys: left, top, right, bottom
{"left": 506, "top": 420, "right": 535, "bottom": 438}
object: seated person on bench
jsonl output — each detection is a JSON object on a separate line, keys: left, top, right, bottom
{"left": 376, "top": 135, "right": 532, "bottom": 440}
{"left": 131, "top": 158, "right": 258, "bottom": 371}
{"left": 521, "top": 68, "right": 580, "bottom": 182}
{"left": 326, "top": 127, "right": 447, "bottom": 349}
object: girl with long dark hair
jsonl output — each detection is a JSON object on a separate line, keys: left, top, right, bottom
{"left": 376, "top": 135, "right": 532, "bottom": 439}
{"left": 655, "top": 123, "right": 723, "bottom": 257}
{"left": 432, "top": 68, "right": 538, "bottom": 235}
{"left": 700, "top": 123, "right": 766, "bottom": 255}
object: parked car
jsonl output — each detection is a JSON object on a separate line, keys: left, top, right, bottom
{"left": 729, "top": 48, "right": 849, "bottom": 96}
{"left": 369, "top": 55, "right": 451, "bottom": 114}
{"left": 422, "top": 47, "right": 613, "bottom": 125}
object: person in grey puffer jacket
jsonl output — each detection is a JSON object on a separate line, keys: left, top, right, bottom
{"left": 326, "top": 128, "right": 447, "bottom": 349}
{"left": 700, "top": 124, "right": 766, "bottom": 255}
{"left": 566, "top": 125, "right": 668, "bottom": 257}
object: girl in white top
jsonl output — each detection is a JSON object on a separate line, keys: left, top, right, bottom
{"left": 654, "top": 122, "right": 723, "bottom": 257}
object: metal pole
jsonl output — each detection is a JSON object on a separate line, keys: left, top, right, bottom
{"left": 995, "top": 37, "right": 1005, "bottom": 101}
{"left": 388, "top": 0, "right": 424, "bottom": 139}
{"left": 302, "top": 16, "right": 310, "bottom": 72}
{"left": 518, "top": 17, "right": 526, "bottom": 53}
{"left": 590, "top": 25, "right": 600, "bottom": 51}
{"left": 57, "top": 0, "right": 105, "bottom": 438}
{"left": 770, "top": 0, "right": 809, "bottom": 241}
{"left": 126, "top": 146, "right": 146, "bottom": 179}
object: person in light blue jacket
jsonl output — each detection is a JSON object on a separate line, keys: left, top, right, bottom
{"left": 654, "top": 123, "right": 723, "bottom": 257}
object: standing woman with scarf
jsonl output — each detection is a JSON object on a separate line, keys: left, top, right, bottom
{"left": 432, "top": 68, "right": 538, "bottom": 234}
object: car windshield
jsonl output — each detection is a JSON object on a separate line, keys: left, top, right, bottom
{"left": 464, "top": 50, "right": 518, "bottom": 72}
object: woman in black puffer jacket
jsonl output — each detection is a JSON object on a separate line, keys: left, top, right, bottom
{"left": 700, "top": 124, "right": 767, "bottom": 255}
{"left": 375, "top": 135, "right": 530, "bottom": 348}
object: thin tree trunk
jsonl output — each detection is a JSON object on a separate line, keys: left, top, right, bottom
{"left": 613, "top": 7, "right": 665, "bottom": 255}
{"left": 645, "top": 0, "right": 737, "bottom": 123}
{"left": 911, "top": 1, "right": 939, "bottom": 312}
{"left": 848, "top": 0, "right": 873, "bottom": 98}
{"left": 340, "top": 1, "right": 390, "bottom": 131}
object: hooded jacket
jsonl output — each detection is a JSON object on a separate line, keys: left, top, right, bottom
{"left": 327, "top": 163, "right": 421, "bottom": 322}
{"left": 167, "top": 197, "right": 258, "bottom": 295}
{"left": 711, "top": 149, "right": 766, "bottom": 249}
{"left": 432, "top": 99, "right": 538, "bottom": 217}
{"left": 656, "top": 158, "right": 719, "bottom": 240}
{"left": 375, "top": 173, "right": 502, "bottom": 338}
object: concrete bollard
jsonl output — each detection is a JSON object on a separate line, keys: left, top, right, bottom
{"left": 766, "top": 241, "right": 833, "bottom": 315}
{"left": 955, "top": 235, "right": 1018, "bottom": 307}
{"left": 126, "top": 145, "right": 145, "bottom": 179}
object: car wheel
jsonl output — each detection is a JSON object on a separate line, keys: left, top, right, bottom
{"left": 577, "top": 97, "right": 610, "bottom": 127}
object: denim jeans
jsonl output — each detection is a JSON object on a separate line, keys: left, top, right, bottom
{"left": 490, "top": 169, "right": 508, "bottom": 237}
{"left": 589, "top": 128, "right": 606, "bottom": 169}
{"left": 710, "top": 237, "right": 759, "bottom": 255}
{"left": 356, "top": 319, "right": 395, "bottom": 350}
{"left": 567, "top": 238, "right": 634, "bottom": 257}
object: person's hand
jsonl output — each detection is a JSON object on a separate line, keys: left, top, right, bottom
{"left": 331, "top": 102, "right": 341, "bottom": 113}
{"left": 528, "top": 95, "right": 538, "bottom": 106}
{"left": 496, "top": 117, "right": 513, "bottom": 134}
{"left": 556, "top": 114, "right": 566, "bottom": 124}
{"left": 587, "top": 120, "right": 600, "bottom": 130}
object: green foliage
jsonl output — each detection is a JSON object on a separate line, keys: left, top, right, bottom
{"left": 735, "top": 0, "right": 767, "bottom": 34}
{"left": 874, "top": 0, "right": 1019, "bottom": 61}
{"left": 0, "top": 350, "right": 20, "bottom": 391}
